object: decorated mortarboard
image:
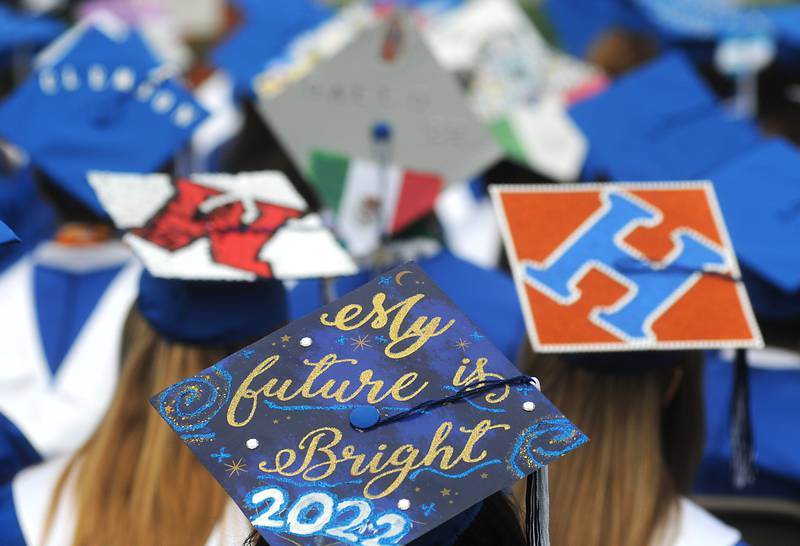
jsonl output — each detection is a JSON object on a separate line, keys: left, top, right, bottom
{"left": 0, "top": 220, "right": 19, "bottom": 246}
{"left": 256, "top": 11, "right": 501, "bottom": 185}
{"left": 88, "top": 170, "right": 357, "bottom": 280}
{"left": 308, "top": 148, "right": 445, "bottom": 257}
{"left": 491, "top": 182, "right": 763, "bottom": 353}
{"left": 707, "top": 138, "right": 800, "bottom": 319}
{"left": 151, "top": 262, "right": 587, "bottom": 545}
{"left": 421, "top": 0, "right": 595, "bottom": 182}
{"left": 0, "top": 19, "right": 207, "bottom": 216}
{"left": 211, "top": 0, "right": 338, "bottom": 97}
{"left": 0, "top": 4, "right": 65, "bottom": 55}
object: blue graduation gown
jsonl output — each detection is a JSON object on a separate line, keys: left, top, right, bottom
{"left": 0, "top": 166, "right": 55, "bottom": 274}
{"left": 0, "top": 241, "right": 140, "bottom": 484}
{"left": 287, "top": 249, "right": 526, "bottom": 362}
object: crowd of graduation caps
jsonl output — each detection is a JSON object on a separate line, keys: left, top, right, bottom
{"left": 0, "top": 1, "right": 798, "bottom": 545}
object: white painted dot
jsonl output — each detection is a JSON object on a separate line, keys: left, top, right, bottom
{"left": 152, "top": 90, "right": 175, "bottom": 113}
{"left": 523, "top": 401, "right": 536, "bottom": 412}
{"left": 397, "top": 499, "right": 411, "bottom": 510}
{"left": 112, "top": 67, "right": 135, "bottom": 92}
{"left": 61, "top": 65, "right": 80, "bottom": 91}
{"left": 246, "top": 438, "right": 259, "bottom": 450}
{"left": 173, "top": 103, "right": 196, "bottom": 127}
{"left": 135, "top": 82, "right": 155, "bottom": 102}
{"left": 300, "top": 337, "right": 313, "bottom": 348}
{"left": 88, "top": 64, "right": 107, "bottom": 91}
{"left": 39, "top": 69, "right": 58, "bottom": 95}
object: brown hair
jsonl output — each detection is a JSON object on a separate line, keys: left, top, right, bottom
{"left": 46, "top": 307, "right": 234, "bottom": 546}
{"left": 518, "top": 348, "right": 705, "bottom": 546}
{"left": 587, "top": 28, "right": 660, "bottom": 78}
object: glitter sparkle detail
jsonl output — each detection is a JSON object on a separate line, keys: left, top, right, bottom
{"left": 351, "top": 334, "right": 372, "bottom": 350}
{"left": 453, "top": 338, "right": 471, "bottom": 351}
{"left": 225, "top": 458, "right": 248, "bottom": 478}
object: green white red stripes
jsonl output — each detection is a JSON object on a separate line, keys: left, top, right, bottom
{"left": 308, "top": 150, "right": 444, "bottom": 255}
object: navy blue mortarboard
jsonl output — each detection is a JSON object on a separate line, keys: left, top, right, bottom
{"left": 0, "top": 219, "right": 18, "bottom": 246}
{"left": 137, "top": 270, "right": 288, "bottom": 346}
{"left": 0, "top": 4, "right": 64, "bottom": 57}
{"left": 570, "top": 52, "right": 761, "bottom": 180}
{"left": 0, "top": 20, "right": 207, "bottom": 216}
{"left": 709, "top": 138, "right": 800, "bottom": 320}
{"left": 211, "top": 0, "right": 335, "bottom": 97}
{"left": 151, "top": 262, "right": 587, "bottom": 545}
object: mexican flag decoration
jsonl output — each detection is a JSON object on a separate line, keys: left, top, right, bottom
{"left": 308, "top": 149, "right": 444, "bottom": 256}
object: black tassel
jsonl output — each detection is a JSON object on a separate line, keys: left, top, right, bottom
{"left": 730, "top": 349, "right": 755, "bottom": 489}
{"left": 526, "top": 468, "right": 550, "bottom": 546}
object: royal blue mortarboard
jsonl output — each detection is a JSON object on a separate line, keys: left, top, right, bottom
{"left": 632, "top": 0, "right": 769, "bottom": 41}
{"left": 0, "top": 219, "right": 18, "bottom": 246}
{"left": 0, "top": 21, "right": 207, "bottom": 216}
{"left": 211, "top": 0, "right": 335, "bottom": 97}
{"left": 543, "top": 0, "right": 649, "bottom": 57}
{"left": 708, "top": 138, "right": 800, "bottom": 319}
{"left": 151, "top": 262, "right": 588, "bottom": 545}
{"left": 570, "top": 53, "right": 718, "bottom": 178}
{"left": 761, "top": 6, "right": 800, "bottom": 48}
{"left": 599, "top": 105, "right": 762, "bottom": 181}
{"left": 0, "top": 4, "right": 64, "bottom": 56}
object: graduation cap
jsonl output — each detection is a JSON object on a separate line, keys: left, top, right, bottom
{"left": 88, "top": 170, "right": 358, "bottom": 280}
{"left": 307, "top": 148, "right": 445, "bottom": 257}
{"left": 256, "top": 11, "right": 501, "bottom": 185}
{"left": 569, "top": 53, "right": 760, "bottom": 180}
{"left": 0, "top": 220, "right": 19, "bottom": 246}
{"left": 631, "top": 0, "right": 768, "bottom": 41}
{"left": 708, "top": 138, "right": 800, "bottom": 320}
{"left": 491, "top": 182, "right": 762, "bottom": 353}
{"left": 151, "top": 261, "right": 587, "bottom": 545}
{"left": 0, "top": 4, "right": 64, "bottom": 56}
{"left": 491, "top": 181, "right": 763, "bottom": 488}
{"left": 0, "top": 19, "right": 207, "bottom": 216}
{"left": 211, "top": 0, "right": 337, "bottom": 97}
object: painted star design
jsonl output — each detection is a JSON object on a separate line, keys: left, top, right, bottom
{"left": 440, "top": 488, "right": 451, "bottom": 497}
{"left": 378, "top": 275, "right": 393, "bottom": 285}
{"left": 336, "top": 335, "right": 348, "bottom": 345}
{"left": 453, "top": 338, "right": 471, "bottom": 351}
{"left": 375, "top": 335, "right": 389, "bottom": 344}
{"left": 211, "top": 448, "right": 232, "bottom": 463}
{"left": 224, "top": 458, "right": 248, "bottom": 478}
{"left": 280, "top": 334, "right": 291, "bottom": 343}
{"left": 272, "top": 419, "right": 279, "bottom": 425}
{"left": 480, "top": 473, "right": 489, "bottom": 479}
{"left": 351, "top": 334, "right": 371, "bottom": 350}
{"left": 241, "top": 349, "right": 255, "bottom": 359}
{"left": 469, "top": 331, "right": 484, "bottom": 342}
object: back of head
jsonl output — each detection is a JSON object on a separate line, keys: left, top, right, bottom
{"left": 50, "top": 307, "right": 237, "bottom": 546}
{"left": 519, "top": 349, "right": 705, "bottom": 546}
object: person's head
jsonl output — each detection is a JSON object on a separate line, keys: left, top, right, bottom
{"left": 518, "top": 348, "right": 705, "bottom": 546}
{"left": 48, "top": 274, "right": 289, "bottom": 546}
{"left": 587, "top": 28, "right": 660, "bottom": 78}
{"left": 243, "top": 491, "right": 526, "bottom": 546}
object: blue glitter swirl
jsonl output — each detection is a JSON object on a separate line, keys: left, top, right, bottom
{"left": 409, "top": 459, "right": 501, "bottom": 480}
{"left": 509, "top": 417, "right": 588, "bottom": 478}
{"left": 258, "top": 475, "right": 365, "bottom": 488}
{"left": 159, "top": 365, "right": 232, "bottom": 433}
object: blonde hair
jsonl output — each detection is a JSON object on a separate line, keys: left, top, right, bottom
{"left": 47, "top": 308, "right": 233, "bottom": 546}
{"left": 519, "top": 350, "right": 704, "bottom": 546}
